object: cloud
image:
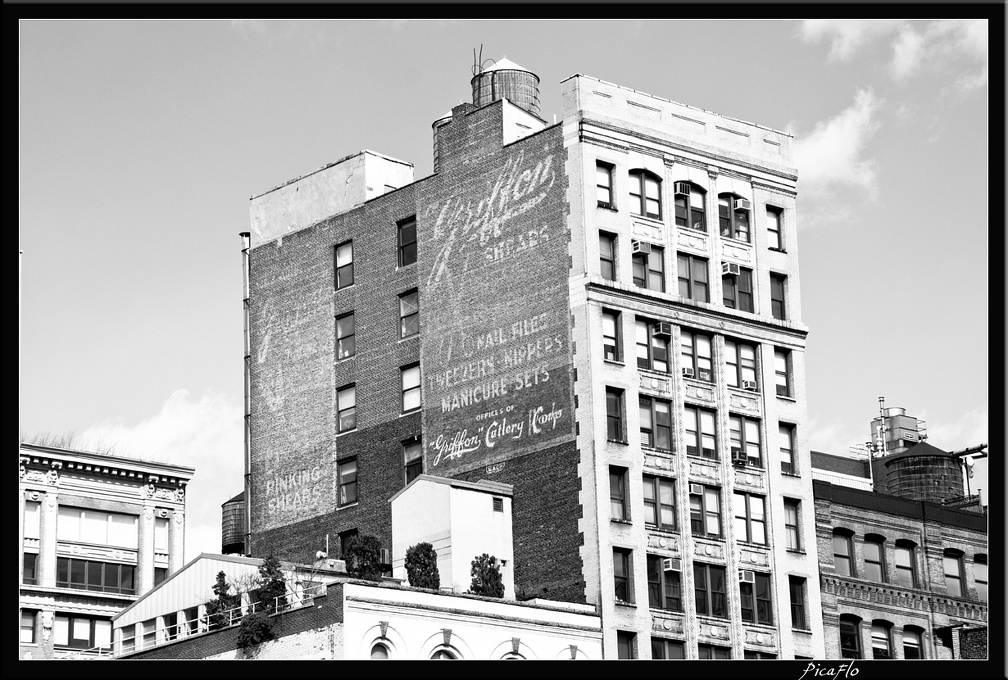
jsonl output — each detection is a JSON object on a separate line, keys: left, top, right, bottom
{"left": 796, "top": 19, "right": 904, "bottom": 61}
{"left": 918, "top": 404, "right": 988, "bottom": 452}
{"left": 229, "top": 20, "right": 268, "bottom": 39}
{"left": 80, "top": 389, "right": 244, "bottom": 562}
{"left": 889, "top": 20, "right": 988, "bottom": 90}
{"left": 807, "top": 414, "right": 865, "bottom": 454}
{"left": 890, "top": 24, "right": 926, "bottom": 81}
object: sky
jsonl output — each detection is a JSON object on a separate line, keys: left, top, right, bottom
{"left": 18, "top": 18, "right": 995, "bottom": 561}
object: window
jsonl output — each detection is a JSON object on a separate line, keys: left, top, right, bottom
{"left": 770, "top": 274, "right": 787, "bottom": 320}
{"left": 183, "top": 607, "right": 199, "bottom": 636}
{"left": 602, "top": 310, "right": 622, "bottom": 362}
{"left": 629, "top": 169, "right": 661, "bottom": 219}
{"left": 677, "top": 253, "right": 709, "bottom": 302}
{"left": 733, "top": 493, "right": 767, "bottom": 545}
{"left": 337, "top": 459, "right": 357, "bottom": 507}
{"left": 613, "top": 548, "right": 633, "bottom": 603}
{"left": 617, "top": 631, "right": 637, "bottom": 659}
{"left": 56, "top": 558, "right": 136, "bottom": 595}
{"left": 698, "top": 643, "right": 731, "bottom": 659}
{"left": 401, "top": 364, "right": 421, "bottom": 413}
{"left": 142, "top": 618, "right": 156, "bottom": 649}
{"left": 646, "top": 555, "right": 683, "bottom": 611}
{"left": 57, "top": 507, "right": 138, "bottom": 548}
{"left": 399, "top": 290, "right": 419, "bottom": 338}
{"left": 729, "top": 415, "right": 762, "bottom": 467}
{"left": 784, "top": 499, "right": 801, "bottom": 552}
{"left": 121, "top": 624, "right": 136, "bottom": 654}
{"left": 54, "top": 614, "right": 112, "bottom": 651}
{"left": 674, "top": 182, "right": 706, "bottom": 231}
{"left": 740, "top": 572, "right": 773, "bottom": 625}
{"left": 943, "top": 550, "right": 964, "bottom": 597}
{"left": 163, "top": 612, "right": 178, "bottom": 641}
{"left": 744, "top": 651, "right": 777, "bottom": 659}
{"left": 23, "top": 553, "right": 38, "bottom": 585}
{"left": 839, "top": 615, "right": 862, "bottom": 659}
{"left": 633, "top": 244, "right": 665, "bottom": 291}
{"left": 864, "top": 535, "right": 886, "bottom": 583}
{"left": 596, "top": 162, "right": 614, "bottom": 208}
{"left": 722, "top": 266, "right": 754, "bottom": 312}
{"left": 871, "top": 621, "right": 892, "bottom": 659}
{"left": 635, "top": 319, "right": 670, "bottom": 372}
{"left": 397, "top": 217, "right": 417, "bottom": 267}
{"left": 606, "top": 388, "right": 625, "bottom": 443}
{"left": 680, "top": 329, "right": 713, "bottom": 381}
{"left": 694, "top": 563, "right": 727, "bottom": 618}
{"left": 337, "top": 384, "right": 356, "bottom": 433}
{"left": 775, "top": 349, "right": 793, "bottom": 397}
{"left": 651, "top": 638, "right": 685, "bottom": 659}
{"left": 833, "top": 530, "right": 854, "bottom": 577}
{"left": 431, "top": 648, "right": 458, "bottom": 659}
{"left": 639, "top": 396, "right": 672, "bottom": 451}
{"left": 24, "top": 500, "right": 40, "bottom": 538}
{"left": 335, "top": 241, "right": 353, "bottom": 289}
{"left": 789, "top": 576, "right": 809, "bottom": 630}
{"left": 684, "top": 405, "right": 717, "bottom": 459}
{"left": 895, "top": 541, "right": 917, "bottom": 588}
{"left": 599, "top": 232, "right": 616, "bottom": 280}
{"left": 371, "top": 642, "right": 390, "bottom": 659}
{"left": 724, "top": 340, "right": 758, "bottom": 388}
{"left": 21, "top": 611, "right": 36, "bottom": 644}
{"left": 689, "top": 485, "right": 722, "bottom": 538}
{"left": 642, "top": 475, "right": 676, "bottom": 531}
{"left": 154, "top": 567, "right": 168, "bottom": 586}
{"left": 335, "top": 312, "right": 355, "bottom": 360}
{"left": 974, "top": 554, "right": 987, "bottom": 601}
{"left": 154, "top": 516, "right": 169, "bottom": 553}
{"left": 902, "top": 626, "right": 924, "bottom": 659}
{"left": 780, "top": 423, "right": 797, "bottom": 474}
{"left": 718, "top": 193, "right": 750, "bottom": 242}
{"left": 404, "top": 438, "right": 422, "bottom": 486}
{"left": 610, "top": 467, "right": 629, "bottom": 521}
{"left": 767, "top": 206, "right": 783, "bottom": 250}
{"left": 338, "top": 529, "right": 358, "bottom": 559}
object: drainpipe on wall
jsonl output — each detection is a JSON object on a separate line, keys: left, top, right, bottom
{"left": 241, "top": 232, "right": 252, "bottom": 556}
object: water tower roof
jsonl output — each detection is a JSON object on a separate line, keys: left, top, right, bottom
{"left": 481, "top": 57, "right": 531, "bottom": 73}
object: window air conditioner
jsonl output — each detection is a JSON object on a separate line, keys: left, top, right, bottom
{"left": 689, "top": 483, "right": 704, "bottom": 496}
{"left": 682, "top": 367, "right": 695, "bottom": 379}
{"left": 654, "top": 321, "right": 673, "bottom": 337}
{"left": 662, "top": 558, "right": 682, "bottom": 572}
{"left": 674, "top": 181, "right": 691, "bottom": 196}
{"left": 739, "top": 569, "right": 755, "bottom": 583}
{"left": 722, "top": 261, "right": 740, "bottom": 277}
{"left": 733, "top": 198, "right": 751, "bottom": 212}
{"left": 632, "top": 239, "right": 652, "bottom": 255}
{"left": 731, "top": 447, "right": 747, "bottom": 466}
{"left": 698, "top": 369, "right": 712, "bottom": 381}
{"left": 742, "top": 379, "right": 758, "bottom": 391}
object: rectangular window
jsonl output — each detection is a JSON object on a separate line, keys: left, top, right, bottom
{"left": 142, "top": 618, "right": 156, "bottom": 649}
{"left": 770, "top": 274, "right": 787, "bottom": 320}
{"left": 401, "top": 364, "right": 421, "bottom": 413}
{"left": 154, "top": 567, "right": 168, "bottom": 587}
{"left": 184, "top": 607, "right": 199, "bottom": 636}
{"left": 397, "top": 217, "right": 417, "bottom": 267}
{"left": 944, "top": 551, "right": 963, "bottom": 597}
{"left": 871, "top": 623, "right": 891, "bottom": 659}
{"left": 784, "top": 499, "right": 801, "bottom": 552}
{"left": 21, "top": 611, "right": 36, "bottom": 644}
{"left": 338, "top": 459, "right": 358, "bottom": 507}
{"left": 680, "top": 329, "right": 713, "bottom": 381}
{"left": 404, "top": 438, "right": 423, "bottom": 486}
{"left": 639, "top": 396, "right": 672, "bottom": 451}
{"left": 602, "top": 310, "right": 622, "bottom": 362}
{"left": 690, "top": 485, "right": 722, "bottom": 538}
{"left": 23, "top": 553, "right": 38, "bottom": 585}
{"left": 606, "top": 388, "right": 625, "bottom": 443}
{"left": 895, "top": 542, "right": 917, "bottom": 588}
{"left": 633, "top": 245, "right": 665, "bottom": 292}
{"left": 635, "top": 319, "right": 670, "bottom": 372}
{"left": 121, "top": 624, "right": 136, "bottom": 654}
{"left": 335, "top": 241, "right": 353, "bottom": 290}
{"left": 643, "top": 475, "right": 676, "bottom": 531}
{"left": 789, "top": 576, "right": 809, "bottom": 630}
{"left": 740, "top": 572, "right": 773, "bottom": 625}
{"left": 722, "top": 267, "right": 754, "bottom": 312}
{"left": 718, "top": 194, "right": 750, "bottom": 242}
{"left": 24, "top": 500, "right": 40, "bottom": 538}
{"left": 337, "top": 384, "right": 356, "bottom": 433}
{"left": 744, "top": 651, "right": 777, "bottom": 659}
{"left": 733, "top": 493, "right": 767, "bottom": 545}
{"left": 767, "top": 206, "right": 783, "bottom": 250}
{"left": 729, "top": 415, "right": 763, "bottom": 467}
{"left": 54, "top": 614, "right": 112, "bottom": 651}
{"left": 154, "top": 517, "right": 169, "bottom": 553}
{"left": 56, "top": 508, "right": 138, "bottom": 549}
{"left": 684, "top": 405, "right": 717, "bottom": 459}
{"left": 613, "top": 548, "right": 633, "bottom": 603}
{"left": 840, "top": 617, "right": 861, "bottom": 658}
{"left": 610, "top": 467, "right": 629, "bottom": 521}
{"left": 630, "top": 169, "right": 661, "bottom": 219}
{"left": 677, "top": 253, "right": 709, "bottom": 302}
{"left": 698, "top": 643, "right": 732, "bottom": 659}
{"left": 646, "top": 555, "right": 682, "bottom": 611}
{"left": 399, "top": 290, "right": 419, "bottom": 338}
{"left": 56, "top": 558, "right": 136, "bottom": 595}
{"left": 599, "top": 232, "right": 616, "bottom": 280}
{"left": 336, "top": 312, "right": 355, "bottom": 360}
{"left": 775, "top": 349, "right": 792, "bottom": 397}
{"left": 833, "top": 532, "right": 853, "bottom": 577}
{"left": 694, "top": 563, "right": 727, "bottom": 618}
{"left": 724, "top": 340, "right": 757, "bottom": 388}
{"left": 617, "top": 631, "right": 637, "bottom": 659}
{"left": 864, "top": 538, "right": 886, "bottom": 582}
{"left": 903, "top": 628, "right": 922, "bottom": 659}
{"left": 780, "top": 423, "right": 797, "bottom": 474}
{"left": 596, "top": 162, "right": 614, "bottom": 208}
{"left": 652, "top": 638, "right": 685, "bottom": 659}
{"left": 163, "top": 612, "right": 178, "bottom": 641}
{"left": 974, "top": 555, "right": 987, "bottom": 601}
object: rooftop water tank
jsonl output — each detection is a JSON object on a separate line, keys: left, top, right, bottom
{"left": 471, "top": 57, "right": 540, "bottom": 116}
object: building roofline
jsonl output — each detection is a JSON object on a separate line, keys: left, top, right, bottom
{"left": 249, "top": 149, "right": 415, "bottom": 201}
{"left": 388, "top": 474, "right": 514, "bottom": 504}
{"left": 812, "top": 480, "right": 987, "bottom": 532}
{"left": 19, "top": 442, "right": 195, "bottom": 479}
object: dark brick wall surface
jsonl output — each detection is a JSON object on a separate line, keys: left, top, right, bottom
{"left": 958, "top": 627, "right": 987, "bottom": 659}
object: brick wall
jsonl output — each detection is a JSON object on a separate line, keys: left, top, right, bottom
{"left": 958, "top": 626, "right": 987, "bottom": 659}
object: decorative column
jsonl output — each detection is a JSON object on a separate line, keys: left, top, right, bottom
{"left": 138, "top": 476, "right": 158, "bottom": 595}
{"left": 170, "top": 484, "right": 186, "bottom": 573}
{"left": 40, "top": 491, "right": 59, "bottom": 588}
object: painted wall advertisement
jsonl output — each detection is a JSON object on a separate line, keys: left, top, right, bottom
{"left": 419, "top": 136, "right": 574, "bottom": 477}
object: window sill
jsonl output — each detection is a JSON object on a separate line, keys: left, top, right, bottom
{"left": 336, "top": 355, "right": 355, "bottom": 363}
{"left": 787, "top": 549, "right": 807, "bottom": 555}
{"left": 645, "top": 525, "right": 678, "bottom": 535}
{"left": 611, "top": 518, "right": 632, "bottom": 526}
{"left": 792, "top": 628, "right": 813, "bottom": 636}
{"left": 720, "top": 235, "right": 752, "bottom": 246}
{"left": 400, "top": 409, "right": 422, "bottom": 417}
{"left": 781, "top": 471, "right": 801, "bottom": 478}
{"left": 337, "top": 502, "right": 358, "bottom": 511}
{"left": 677, "top": 224, "right": 708, "bottom": 235}
{"left": 686, "top": 453, "right": 720, "bottom": 464}
{"left": 614, "top": 599, "right": 637, "bottom": 608}
{"left": 336, "top": 429, "right": 356, "bottom": 437}
{"left": 335, "top": 284, "right": 355, "bottom": 292}
{"left": 737, "top": 540, "right": 769, "bottom": 549}
{"left": 768, "top": 247, "right": 787, "bottom": 254}
{"left": 597, "top": 203, "right": 618, "bottom": 212}
{"left": 776, "top": 394, "right": 797, "bottom": 402}
{"left": 642, "top": 444, "right": 673, "bottom": 455}
{"left": 399, "top": 334, "right": 419, "bottom": 342}
{"left": 396, "top": 262, "right": 417, "bottom": 273}
{"left": 603, "top": 358, "right": 625, "bottom": 366}
{"left": 631, "top": 213, "right": 663, "bottom": 225}
{"left": 607, "top": 439, "right": 629, "bottom": 445}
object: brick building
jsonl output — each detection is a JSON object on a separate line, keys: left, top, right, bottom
{"left": 242, "top": 58, "right": 823, "bottom": 659}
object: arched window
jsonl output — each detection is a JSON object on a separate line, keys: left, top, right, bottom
{"left": 674, "top": 181, "right": 706, "bottom": 231}
{"left": 718, "top": 193, "right": 751, "bottom": 242}
{"left": 871, "top": 620, "right": 893, "bottom": 659}
{"left": 370, "top": 642, "right": 390, "bottom": 659}
{"left": 839, "top": 615, "right": 862, "bottom": 659}
{"left": 895, "top": 540, "right": 917, "bottom": 588}
{"left": 832, "top": 529, "right": 854, "bottom": 577}
{"left": 864, "top": 534, "right": 887, "bottom": 582}
{"left": 629, "top": 169, "right": 662, "bottom": 219}
{"left": 431, "top": 647, "right": 458, "bottom": 660}
{"left": 902, "top": 625, "right": 924, "bottom": 659}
